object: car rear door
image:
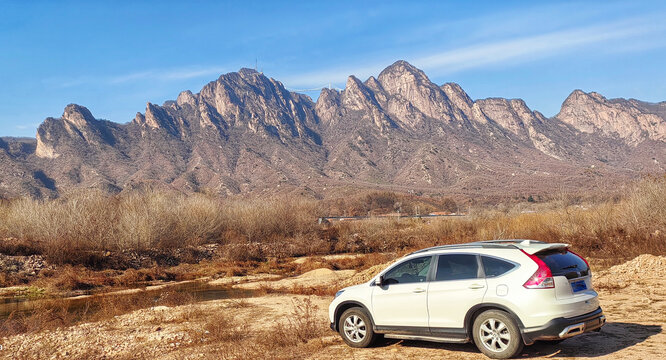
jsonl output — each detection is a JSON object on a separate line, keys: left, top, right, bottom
{"left": 427, "top": 254, "right": 487, "bottom": 332}
{"left": 537, "top": 249, "right": 598, "bottom": 314}
{"left": 371, "top": 255, "right": 433, "bottom": 331}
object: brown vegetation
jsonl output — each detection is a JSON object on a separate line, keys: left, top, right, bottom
{"left": 190, "top": 297, "right": 330, "bottom": 359}
{"left": 0, "top": 177, "right": 665, "bottom": 269}
{"left": 0, "top": 290, "right": 197, "bottom": 338}
{"left": 0, "top": 190, "right": 321, "bottom": 264}
{"left": 325, "top": 177, "right": 666, "bottom": 261}
{"left": 324, "top": 191, "right": 459, "bottom": 215}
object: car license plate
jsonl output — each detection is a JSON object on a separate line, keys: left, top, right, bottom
{"left": 571, "top": 280, "right": 587, "bottom": 293}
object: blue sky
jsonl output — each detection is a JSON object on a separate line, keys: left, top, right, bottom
{"left": 1, "top": 0, "right": 665, "bottom": 137}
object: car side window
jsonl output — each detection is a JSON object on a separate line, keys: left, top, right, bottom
{"left": 435, "top": 254, "right": 479, "bottom": 281}
{"left": 383, "top": 256, "right": 432, "bottom": 285}
{"left": 481, "top": 256, "right": 516, "bottom": 278}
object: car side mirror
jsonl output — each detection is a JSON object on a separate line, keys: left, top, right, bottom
{"left": 375, "top": 275, "right": 384, "bottom": 286}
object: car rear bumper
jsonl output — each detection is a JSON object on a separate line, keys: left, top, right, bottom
{"left": 521, "top": 307, "right": 605, "bottom": 345}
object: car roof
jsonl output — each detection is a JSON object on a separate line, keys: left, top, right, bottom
{"left": 408, "top": 239, "right": 569, "bottom": 256}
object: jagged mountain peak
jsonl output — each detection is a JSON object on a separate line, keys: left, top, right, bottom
{"left": 377, "top": 60, "right": 434, "bottom": 91}
{"left": 35, "top": 104, "right": 121, "bottom": 159}
{"left": 176, "top": 90, "right": 197, "bottom": 107}
{"left": 441, "top": 82, "right": 467, "bottom": 94}
{"left": 364, "top": 76, "right": 384, "bottom": 93}
{"left": 314, "top": 88, "right": 342, "bottom": 126}
{"left": 190, "top": 68, "right": 319, "bottom": 141}
{"left": 374, "top": 61, "right": 457, "bottom": 126}
{"left": 563, "top": 89, "right": 606, "bottom": 104}
{"left": 132, "top": 102, "right": 177, "bottom": 134}
{"left": 378, "top": 60, "right": 424, "bottom": 78}
{"left": 342, "top": 75, "right": 377, "bottom": 106}
{"left": 441, "top": 82, "right": 473, "bottom": 108}
{"left": 345, "top": 74, "right": 364, "bottom": 88}
{"left": 557, "top": 89, "right": 666, "bottom": 143}
{"left": 568, "top": 89, "right": 586, "bottom": 97}
{"left": 588, "top": 91, "right": 606, "bottom": 101}
{"left": 237, "top": 67, "right": 259, "bottom": 76}
{"left": 62, "top": 104, "right": 96, "bottom": 128}
{"left": 142, "top": 102, "right": 170, "bottom": 130}
{"left": 533, "top": 110, "right": 547, "bottom": 121}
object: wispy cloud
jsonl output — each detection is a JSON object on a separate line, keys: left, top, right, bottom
{"left": 280, "top": 64, "right": 381, "bottom": 90}
{"left": 45, "top": 13, "right": 666, "bottom": 94}
{"left": 50, "top": 65, "right": 230, "bottom": 88}
{"left": 15, "top": 123, "right": 39, "bottom": 130}
{"left": 108, "top": 65, "right": 229, "bottom": 84}
{"left": 415, "top": 18, "right": 659, "bottom": 75}
{"left": 283, "top": 15, "right": 666, "bottom": 89}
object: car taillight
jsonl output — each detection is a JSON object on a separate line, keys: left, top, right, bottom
{"left": 520, "top": 249, "right": 554, "bottom": 289}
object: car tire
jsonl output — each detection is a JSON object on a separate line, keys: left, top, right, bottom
{"left": 338, "top": 307, "right": 377, "bottom": 348}
{"left": 472, "top": 310, "right": 524, "bottom": 359}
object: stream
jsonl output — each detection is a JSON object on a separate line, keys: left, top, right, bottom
{"left": 0, "top": 280, "right": 256, "bottom": 319}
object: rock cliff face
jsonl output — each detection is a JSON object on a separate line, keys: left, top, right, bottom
{"left": 36, "top": 104, "right": 123, "bottom": 159}
{"left": 556, "top": 90, "right": 666, "bottom": 144}
{"left": 1, "top": 61, "right": 665, "bottom": 199}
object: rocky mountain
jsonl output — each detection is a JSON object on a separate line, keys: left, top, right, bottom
{"left": 1, "top": 61, "right": 664, "bottom": 200}
{"left": 556, "top": 90, "right": 666, "bottom": 144}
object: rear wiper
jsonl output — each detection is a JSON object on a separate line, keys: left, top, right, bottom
{"left": 562, "top": 264, "right": 578, "bottom": 270}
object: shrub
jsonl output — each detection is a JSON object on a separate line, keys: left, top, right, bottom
{"left": 0, "top": 177, "right": 665, "bottom": 266}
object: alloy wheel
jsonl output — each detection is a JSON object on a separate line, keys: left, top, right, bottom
{"left": 343, "top": 315, "right": 367, "bottom": 342}
{"left": 479, "top": 318, "right": 512, "bottom": 352}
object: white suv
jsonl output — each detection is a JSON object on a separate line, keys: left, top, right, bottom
{"left": 329, "top": 240, "right": 605, "bottom": 359}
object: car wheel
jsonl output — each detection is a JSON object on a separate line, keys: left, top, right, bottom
{"left": 338, "top": 307, "right": 377, "bottom": 348}
{"left": 472, "top": 310, "right": 524, "bottom": 359}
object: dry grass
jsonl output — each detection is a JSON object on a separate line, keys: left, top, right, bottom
{"left": 264, "top": 298, "right": 327, "bottom": 345}
{"left": 0, "top": 189, "right": 223, "bottom": 263}
{"left": 0, "top": 289, "right": 197, "bottom": 338}
{"left": 27, "top": 265, "right": 183, "bottom": 295}
{"left": 324, "top": 191, "right": 459, "bottom": 216}
{"left": 190, "top": 297, "right": 330, "bottom": 360}
{"left": 201, "top": 312, "right": 248, "bottom": 343}
{"left": 326, "top": 177, "right": 666, "bottom": 262}
{"left": 0, "top": 177, "right": 665, "bottom": 267}
{"left": 0, "top": 189, "right": 322, "bottom": 264}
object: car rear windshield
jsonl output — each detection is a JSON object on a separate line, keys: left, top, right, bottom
{"left": 537, "top": 250, "right": 589, "bottom": 279}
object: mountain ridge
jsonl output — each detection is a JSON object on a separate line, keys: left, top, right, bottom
{"left": 1, "top": 60, "right": 664, "bottom": 200}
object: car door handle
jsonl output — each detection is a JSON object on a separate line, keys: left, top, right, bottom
{"left": 413, "top": 288, "right": 426, "bottom": 293}
{"left": 468, "top": 284, "right": 485, "bottom": 289}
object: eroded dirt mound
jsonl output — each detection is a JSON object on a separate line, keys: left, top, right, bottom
{"left": 234, "top": 268, "right": 356, "bottom": 290}
{"left": 594, "top": 254, "right": 666, "bottom": 290}
{"left": 597, "top": 254, "right": 666, "bottom": 279}
{"left": 339, "top": 262, "right": 391, "bottom": 288}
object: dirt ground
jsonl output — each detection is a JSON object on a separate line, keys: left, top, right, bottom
{"left": 1, "top": 255, "right": 665, "bottom": 359}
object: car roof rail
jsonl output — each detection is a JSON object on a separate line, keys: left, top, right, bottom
{"left": 407, "top": 241, "right": 520, "bottom": 256}
{"left": 475, "top": 239, "right": 547, "bottom": 245}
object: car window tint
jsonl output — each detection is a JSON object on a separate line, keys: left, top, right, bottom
{"left": 537, "top": 250, "right": 589, "bottom": 279}
{"left": 481, "top": 256, "right": 516, "bottom": 278}
{"left": 435, "top": 254, "right": 479, "bottom": 281}
{"left": 383, "top": 256, "right": 432, "bottom": 284}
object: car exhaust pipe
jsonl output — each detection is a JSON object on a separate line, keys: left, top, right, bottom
{"left": 559, "top": 322, "right": 585, "bottom": 338}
